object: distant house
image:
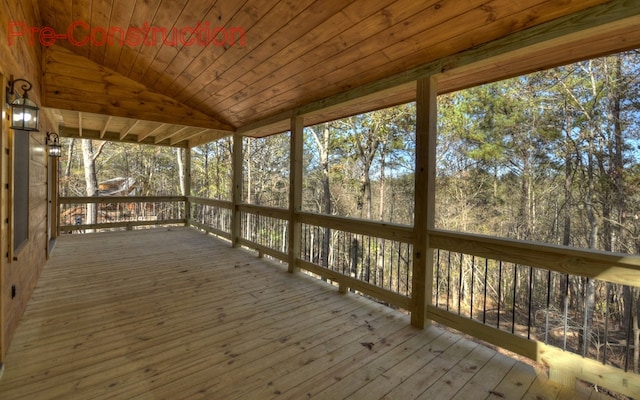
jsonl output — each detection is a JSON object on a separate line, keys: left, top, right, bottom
{"left": 98, "top": 177, "right": 137, "bottom": 196}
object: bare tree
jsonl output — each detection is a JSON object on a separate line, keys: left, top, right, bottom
{"left": 81, "top": 139, "right": 106, "bottom": 232}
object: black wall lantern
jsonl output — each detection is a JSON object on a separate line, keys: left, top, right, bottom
{"left": 6, "top": 76, "right": 39, "bottom": 132}
{"left": 46, "top": 132, "right": 61, "bottom": 157}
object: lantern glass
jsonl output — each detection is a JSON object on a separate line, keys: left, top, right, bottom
{"left": 10, "top": 97, "right": 39, "bottom": 131}
{"left": 49, "top": 143, "right": 62, "bottom": 157}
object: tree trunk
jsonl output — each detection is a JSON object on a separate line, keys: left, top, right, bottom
{"left": 377, "top": 143, "right": 387, "bottom": 286}
{"left": 633, "top": 287, "right": 640, "bottom": 373}
{"left": 176, "top": 148, "right": 185, "bottom": 196}
{"left": 560, "top": 112, "right": 573, "bottom": 310}
{"left": 609, "top": 55, "right": 625, "bottom": 253}
{"left": 62, "top": 138, "right": 75, "bottom": 197}
{"left": 204, "top": 143, "right": 211, "bottom": 198}
{"left": 310, "top": 124, "right": 332, "bottom": 270}
{"left": 64, "top": 138, "right": 75, "bottom": 178}
{"left": 81, "top": 140, "right": 99, "bottom": 232}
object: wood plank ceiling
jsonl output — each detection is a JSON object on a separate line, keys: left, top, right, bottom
{"left": 34, "top": 0, "right": 639, "bottom": 146}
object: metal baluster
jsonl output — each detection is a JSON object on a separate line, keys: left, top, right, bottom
{"left": 458, "top": 254, "right": 464, "bottom": 315}
{"left": 512, "top": 264, "right": 517, "bottom": 334}
{"left": 545, "top": 270, "right": 551, "bottom": 344}
{"left": 435, "top": 249, "right": 441, "bottom": 308}
{"left": 483, "top": 258, "right": 488, "bottom": 324}
{"left": 527, "top": 266, "right": 533, "bottom": 340}
{"left": 563, "top": 274, "right": 569, "bottom": 351}
{"left": 497, "top": 261, "right": 502, "bottom": 330}
{"left": 447, "top": 251, "right": 452, "bottom": 312}
{"left": 603, "top": 282, "right": 610, "bottom": 365}
{"left": 470, "top": 255, "right": 475, "bottom": 319}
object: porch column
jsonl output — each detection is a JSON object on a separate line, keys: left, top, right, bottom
{"left": 231, "top": 133, "right": 243, "bottom": 248}
{"left": 53, "top": 156, "right": 60, "bottom": 239}
{"left": 288, "top": 116, "right": 303, "bottom": 273}
{"left": 412, "top": 76, "right": 437, "bottom": 328}
{"left": 184, "top": 147, "right": 191, "bottom": 225}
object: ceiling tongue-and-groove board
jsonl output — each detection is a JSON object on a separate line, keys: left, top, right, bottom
{"left": 49, "top": 109, "right": 228, "bottom": 148}
{"left": 38, "top": 0, "right": 638, "bottom": 146}
{"left": 43, "top": 45, "right": 233, "bottom": 147}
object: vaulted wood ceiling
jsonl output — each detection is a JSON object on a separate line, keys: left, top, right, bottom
{"left": 35, "top": 0, "right": 640, "bottom": 146}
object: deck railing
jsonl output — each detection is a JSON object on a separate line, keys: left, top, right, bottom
{"left": 189, "top": 197, "right": 233, "bottom": 240}
{"left": 186, "top": 201, "right": 413, "bottom": 310}
{"left": 59, "top": 196, "right": 187, "bottom": 233}
{"left": 188, "top": 205, "right": 639, "bottom": 397}
{"left": 58, "top": 196, "right": 640, "bottom": 396}
{"left": 297, "top": 212, "right": 413, "bottom": 310}
{"left": 429, "top": 229, "right": 640, "bottom": 397}
{"left": 238, "top": 204, "right": 289, "bottom": 261}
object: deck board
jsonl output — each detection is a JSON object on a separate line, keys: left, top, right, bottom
{"left": 0, "top": 228, "right": 610, "bottom": 399}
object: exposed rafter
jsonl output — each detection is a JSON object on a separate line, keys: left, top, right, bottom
{"left": 170, "top": 128, "right": 208, "bottom": 146}
{"left": 43, "top": 46, "right": 235, "bottom": 132}
{"left": 138, "top": 123, "right": 168, "bottom": 143}
{"left": 100, "top": 116, "right": 112, "bottom": 139}
{"left": 154, "top": 126, "right": 190, "bottom": 144}
{"left": 119, "top": 120, "right": 140, "bottom": 140}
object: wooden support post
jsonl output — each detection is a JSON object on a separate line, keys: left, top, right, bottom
{"left": 53, "top": 156, "right": 60, "bottom": 239}
{"left": 0, "top": 73, "right": 7, "bottom": 362}
{"left": 184, "top": 147, "right": 191, "bottom": 225}
{"left": 338, "top": 282, "right": 348, "bottom": 294}
{"left": 288, "top": 116, "right": 303, "bottom": 273}
{"left": 231, "top": 133, "right": 243, "bottom": 248}
{"left": 412, "top": 76, "right": 437, "bottom": 328}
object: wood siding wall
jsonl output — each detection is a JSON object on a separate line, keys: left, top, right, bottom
{"left": 0, "top": 0, "right": 56, "bottom": 361}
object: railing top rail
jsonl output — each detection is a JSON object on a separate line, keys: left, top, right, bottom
{"left": 188, "top": 196, "right": 233, "bottom": 208}
{"left": 59, "top": 196, "right": 187, "bottom": 204}
{"left": 237, "top": 203, "right": 289, "bottom": 219}
{"left": 429, "top": 228, "right": 640, "bottom": 286}
{"left": 297, "top": 211, "right": 414, "bottom": 243}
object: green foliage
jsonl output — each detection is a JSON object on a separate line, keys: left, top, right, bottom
{"left": 436, "top": 51, "right": 640, "bottom": 253}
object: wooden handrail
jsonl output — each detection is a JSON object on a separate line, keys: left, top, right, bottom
{"left": 223, "top": 204, "right": 415, "bottom": 244}
{"left": 59, "top": 219, "right": 186, "bottom": 231}
{"left": 297, "top": 212, "right": 414, "bottom": 243}
{"left": 237, "top": 204, "right": 289, "bottom": 220}
{"left": 429, "top": 229, "right": 640, "bottom": 286}
{"left": 59, "top": 196, "right": 187, "bottom": 204}
{"left": 188, "top": 196, "right": 233, "bottom": 209}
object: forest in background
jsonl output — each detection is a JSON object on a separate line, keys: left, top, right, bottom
{"left": 59, "top": 50, "right": 640, "bottom": 377}
{"left": 184, "top": 53, "right": 640, "bottom": 257}
{"left": 59, "top": 51, "right": 640, "bottom": 254}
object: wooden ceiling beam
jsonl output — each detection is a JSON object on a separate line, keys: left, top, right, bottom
{"left": 43, "top": 45, "right": 236, "bottom": 133}
{"left": 100, "top": 116, "right": 112, "bottom": 139}
{"left": 154, "top": 126, "right": 190, "bottom": 144}
{"left": 170, "top": 128, "right": 209, "bottom": 146}
{"left": 59, "top": 126, "right": 187, "bottom": 148}
{"left": 137, "top": 123, "right": 168, "bottom": 143}
{"left": 119, "top": 120, "right": 140, "bottom": 140}
{"left": 78, "top": 112, "right": 83, "bottom": 137}
{"left": 188, "top": 130, "right": 231, "bottom": 148}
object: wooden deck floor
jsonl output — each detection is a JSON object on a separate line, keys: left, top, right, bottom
{"left": 0, "top": 228, "right": 612, "bottom": 399}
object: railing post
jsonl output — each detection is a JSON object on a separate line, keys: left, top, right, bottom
{"left": 54, "top": 156, "right": 60, "bottom": 238}
{"left": 288, "top": 116, "right": 303, "bottom": 273}
{"left": 184, "top": 147, "right": 191, "bottom": 225}
{"left": 412, "top": 76, "right": 437, "bottom": 328}
{"left": 231, "top": 133, "right": 243, "bottom": 248}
